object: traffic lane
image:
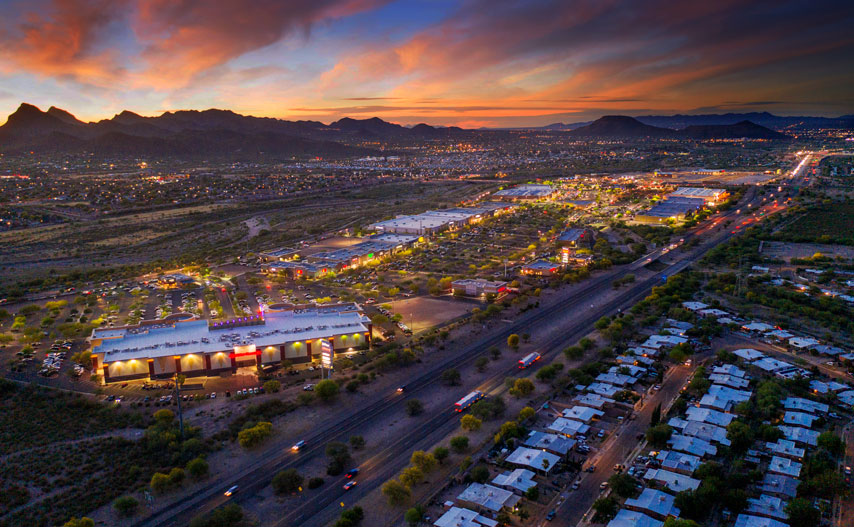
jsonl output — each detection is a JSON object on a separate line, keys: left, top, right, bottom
{"left": 554, "top": 363, "right": 695, "bottom": 527}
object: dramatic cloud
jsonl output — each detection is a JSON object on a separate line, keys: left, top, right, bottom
{"left": 0, "top": 0, "right": 851, "bottom": 125}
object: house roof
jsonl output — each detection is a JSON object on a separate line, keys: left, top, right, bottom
{"left": 733, "top": 514, "right": 789, "bottom": 527}
{"left": 642, "top": 469, "right": 701, "bottom": 493}
{"left": 667, "top": 434, "right": 717, "bottom": 457}
{"left": 656, "top": 450, "right": 702, "bottom": 473}
{"left": 624, "top": 488, "right": 681, "bottom": 518}
{"left": 768, "top": 456, "right": 802, "bottom": 477}
{"left": 562, "top": 405, "right": 605, "bottom": 423}
{"left": 746, "top": 494, "right": 788, "bottom": 520}
{"left": 506, "top": 447, "right": 560, "bottom": 472}
{"left": 685, "top": 406, "right": 736, "bottom": 427}
{"left": 434, "top": 507, "right": 498, "bottom": 527}
{"left": 547, "top": 417, "right": 591, "bottom": 437}
{"left": 522, "top": 431, "right": 575, "bottom": 455}
{"left": 491, "top": 469, "right": 537, "bottom": 494}
{"left": 782, "top": 397, "right": 828, "bottom": 414}
{"left": 778, "top": 425, "right": 819, "bottom": 446}
{"left": 782, "top": 411, "right": 817, "bottom": 428}
{"left": 456, "top": 483, "right": 521, "bottom": 513}
{"left": 606, "top": 509, "right": 664, "bottom": 527}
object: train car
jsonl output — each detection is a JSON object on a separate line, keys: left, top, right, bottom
{"left": 454, "top": 390, "right": 485, "bottom": 412}
{"left": 518, "top": 352, "right": 541, "bottom": 369}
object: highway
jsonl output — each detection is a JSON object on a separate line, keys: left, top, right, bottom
{"left": 131, "top": 167, "right": 800, "bottom": 527}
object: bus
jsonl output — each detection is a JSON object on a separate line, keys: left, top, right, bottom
{"left": 455, "top": 391, "right": 485, "bottom": 412}
{"left": 518, "top": 352, "right": 541, "bottom": 369}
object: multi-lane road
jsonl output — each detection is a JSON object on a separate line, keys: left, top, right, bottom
{"left": 132, "top": 164, "right": 804, "bottom": 527}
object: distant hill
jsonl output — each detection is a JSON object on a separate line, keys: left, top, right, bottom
{"left": 567, "top": 115, "right": 679, "bottom": 138}
{"left": 539, "top": 112, "right": 854, "bottom": 131}
{"left": 0, "top": 103, "right": 472, "bottom": 158}
{"left": 565, "top": 115, "right": 789, "bottom": 140}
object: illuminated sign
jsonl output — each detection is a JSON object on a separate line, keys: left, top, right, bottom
{"left": 561, "top": 247, "right": 570, "bottom": 264}
{"left": 320, "top": 339, "right": 334, "bottom": 370}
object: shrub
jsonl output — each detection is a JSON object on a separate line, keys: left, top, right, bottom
{"left": 238, "top": 421, "right": 273, "bottom": 448}
{"left": 315, "top": 379, "right": 339, "bottom": 401}
{"left": 461, "top": 414, "right": 482, "bottom": 432}
{"left": 113, "top": 495, "right": 139, "bottom": 516}
{"left": 272, "top": 468, "right": 304, "bottom": 495}
{"left": 187, "top": 457, "right": 209, "bottom": 479}
{"left": 405, "top": 399, "right": 424, "bottom": 416}
{"left": 469, "top": 464, "right": 489, "bottom": 483}
{"left": 263, "top": 380, "right": 281, "bottom": 393}
{"left": 382, "top": 479, "right": 411, "bottom": 506}
{"left": 349, "top": 435, "right": 366, "bottom": 450}
{"left": 450, "top": 435, "right": 469, "bottom": 452}
{"left": 307, "top": 477, "right": 324, "bottom": 489}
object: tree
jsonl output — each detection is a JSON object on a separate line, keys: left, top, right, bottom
{"left": 168, "top": 467, "right": 185, "bottom": 487}
{"left": 507, "top": 334, "right": 520, "bottom": 349}
{"left": 592, "top": 497, "right": 619, "bottom": 521}
{"left": 153, "top": 408, "right": 175, "bottom": 427}
{"left": 63, "top": 518, "right": 95, "bottom": 527}
{"left": 440, "top": 368, "right": 461, "bottom": 385}
{"left": 518, "top": 406, "right": 536, "bottom": 422}
{"left": 406, "top": 399, "right": 424, "bottom": 416}
{"left": 272, "top": 468, "right": 304, "bottom": 495}
{"left": 382, "top": 480, "right": 411, "bottom": 506}
{"left": 470, "top": 464, "right": 490, "bottom": 483}
{"left": 609, "top": 474, "right": 638, "bottom": 498}
{"left": 189, "top": 504, "right": 245, "bottom": 527}
{"left": 450, "top": 435, "right": 469, "bottom": 452}
{"left": 326, "top": 441, "right": 351, "bottom": 466}
{"left": 411, "top": 450, "right": 439, "bottom": 473}
{"left": 817, "top": 431, "right": 845, "bottom": 456}
{"left": 349, "top": 435, "right": 366, "bottom": 450}
{"left": 785, "top": 497, "right": 821, "bottom": 527}
{"left": 400, "top": 466, "right": 424, "bottom": 488}
{"left": 263, "top": 380, "right": 281, "bottom": 393}
{"left": 726, "top": 421, "right": 755, "bottom": 453}
{"left": 187, "top": 457, "right": 209, "bottom": 479}
{"left": 668, "top": 347, "right": 688, "bottom": 363}
{"left": 433, "top": 446, "right": 450, "bottom": 464}
{"left": 645, "top": 423, "right": 673, "bottom": 448}
{"left": 315, "top": 379, "right": 339, "bottom": 401}
{"left": 238, "top": 421, "right": 273, "bottom": 448}
{"left": 509, "top": 378, "right": 535, "bottom": 398}
{"left": 150, "top": 472, "right": 170, "bottom": 494}
{"left": 461, "top": 414, "right": 482, "bottom": 432}
{"left": 113, "top": 496, "right": 139, "bottom": 517}
{"left": 650, "top": 403, "right": 661, "bottom": 426}
{"left": 475, "top": 356, "right": 489, "bottom": 372}
{"left": 405, "top": 506, "right": 425, "bottom": 527}
{"left": 663, "top": 519, "right": 699, "bottom": 527}
{"left": 489, "top": 346, "right": 501, "bottom": 360}
{"left": 525, "top": 486, "right": 539, "bottom": 501}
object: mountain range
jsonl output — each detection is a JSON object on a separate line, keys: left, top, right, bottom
{"left": 565, "top": 115, "right": 789, "bottom": 140}
{"left": 0, "top": 103, "right": 466, "bottom": 158}
{"left": 543, "top": 111, "right": 854, "bottom": 131}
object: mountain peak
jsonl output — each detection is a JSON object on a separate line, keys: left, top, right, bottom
{"left": 47, "top": 106, "right": 83, "bottom": 125}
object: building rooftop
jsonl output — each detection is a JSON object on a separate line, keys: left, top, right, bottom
{"left": 624, "top": 488, "right": 681, "bottom": 519}
{"left": 733, "top": 514, "right": 789, "bottom": 527}
{"left": 606, "top": 509, "right": 664, "bottom": 527}
{"left": 595, "top": 372, "right": 635, "bottom": 386}
{"left": 782, "top": 411, "right": 817, "bottom": 428}
{"left": 685, "top": 406, "right": 736, "bottom": 427}
{"left": 557, "top": 228, "right": 593, "bottom": 243}
{"left": 586, "top": 382, "right": 621, "bottom": 397}
{"left": 708, "top": 373, "right": 750, "bottom": 389}
{"left": 642, "top": 468, "right": 701, "bottom": 493}
{"left": 547, "top": 417, "right": 591, "bottom": 438}
{"left": 573, "top": 393, "right": 615, "bottom": 409}
{"left": 667, "top": 434, "right": 717, "bottom": 457}
{"left": 521, "top": 431, "right": 575, "bottom": 456}
{"left": 522, "top": 260, "right": 560, "bottom": 271}
{"left": 751, "top": 357, "right": 794, "bottom": 373}
{"left": 778, "top": 425, "right": 819, "bottom": 446}
{"left": 759, "top": 473, "right": 799, "bottom": 499}
{"left": 562, "top": 405, "right": 605, "bottom": 423}
{"left": 433, "top": 506, "right": 498, "bottom": 527}
{"left": 677, "top": 421, "right": 732, "bottom": 446}
{"left": 91, "top": 304, "right": 369, "bottom": 362}
{"left": 765, "top": 439, "right": 805, "bottom": 459}
{"left": 491, "top": 469, "right": 537, "bottom": 494}
{"left": 505, "top": 447, "right": 560, "bottom": 473}
{"left": 494, "top": 184, "right": 554, "bottom": 198}
{"left": 711, "top": 364, "right": 746, "bottom": 377}
{"left": 782, "top": 397, "right": 828, "bottom": 414}
{"left": 745, "top": 494, "right": 788, "bottom": 520}
{"left": 733, "top": 348, "right": 766, "bottom": 361}
{"left": 670, "top": 187, "right": 726, "bottom": 199}
{"left": 768, "top": 455, "right": 802, "bottom": 478}
{"left": 456, "top": 483, "right": 521, "bottom": 513}
{"left": 682, "top": 301, "right": 708, "bottom": 311}
{"left": 655, "top": 450, "right": 702, "bottom": 474}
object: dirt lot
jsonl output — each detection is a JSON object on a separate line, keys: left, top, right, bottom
{"left": 761, "top": 241, "right": 854, "bottom": 260}
{"left": 386, "top": 296, "right": 479, "bottom": 330}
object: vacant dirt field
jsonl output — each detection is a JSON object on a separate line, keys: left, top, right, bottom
{"left": 761, "top": 241, "right": 854, "bottom": 260}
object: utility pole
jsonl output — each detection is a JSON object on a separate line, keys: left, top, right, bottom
{"left": 174, "top": 374, "right": 185, "bottom": 439}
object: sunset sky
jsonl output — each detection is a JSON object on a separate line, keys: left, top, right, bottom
{"left": 0, "top": 0, "right": 852, "bottom": 127}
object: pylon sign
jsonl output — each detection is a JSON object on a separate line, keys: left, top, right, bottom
{"left": 320, "top": 339, "right": 334, "bottom": 371}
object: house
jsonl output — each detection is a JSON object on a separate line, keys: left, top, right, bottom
{"left": 642, "top": 334, "right": 687, "bottom": 349}
{"left": 733, "top": 514, "right": 789, "bottom": 527}
{"left": 676, "top": 421, "right": 731, "bottom": 446}
{"left": 451, "top": 279, "right": 508, "bottom": 298}
{"left": 837, "top": 390, "right": 854, "bottom": 406}
{"left": 698, "top": 308, "right": 729, "bottom": 318}
{"left": 521, "top": 431, "right": 575, "bottom": 457}
{"left": 573, "top": 393, "right": 615, "bottom": 409}
{"left": 759, "top": 473, "right": 799, "bottom": 499}
{"left": 778, "top": 425, "right": 819, "bottom": 447}
{"left": 764, "top": 439, "right": 805, "bottom": 460}
{"left": 708, "top": 373, "right": 750, "bottom": 389}
{"left": 788, "top": 336, "right": 819, "bottom": 351}
{"left": 782, "top": 397, "right": 828, "bottom": 414}
{"left": 745, "top": 495, "right": 788, "bottom": 521}
{"left": 699, "top": 384, "right": 752, "bottom": 411}
{"left": 617, "top": 354, "right": 655, "bottom": 367}
{"left": 547, "top": 417, "right": 590, "bottom": 438}
{"left": 712, "top": 364, "right": 746, "bottom": 377}
{"left": 664, "top": 319, "right": 694, "bottom": 334}
{"left": 642, "top": 469, "right": 701, "bottom": 493}
{"left": 434, "top": 506, "right": 498, "bottom": 527}
{"left": 606, "top": 509, "right": 664, "bottom": 527}
{"left": 682, "top": 301, "right": 708, "bottom": 311}
{"left": 506, "top": 447, "right": 560, "bottom": 474}
{"left": 667, "top": 434, "right": 717, "bottom": 457}
{"left": 733, "top": 348, "right": 765, "bottom": 361}
{"left": 491, "top": 469, "right": 537, "bottom": 495}
{"left": 595, "top": 372, "right": 635, "bottom": 387}
{"left": 655, "top": 450, "right": 702, "bottom": 475}
{"left": 809, "top": 380, "right": 848, "bottom": 395}
{"left": 609, "top": 364, "right": 648, "bottom": 378}
{"left": 624, "top": 489, "right": 681, "bottom": 521}
{"left": 586, "top": 382, "right": 621, "bottom": 397}
{"left": 766, "top": 329, "right": 794, "bottom": 341}
{"left": 782, "top": 411, "right": 817, "bottom": 428}
{"left": 742, "top": 322, "right": 774, "bottom": 333}
{"left": 456, "top": 483, "right": 521, "bottom": 515}
{"left": 768, "top": 456, "right": 802, "bottom": 478}
{"left": 557, "top": 228, "right": 595, "bottom": 248}
{"left": 562, "top": 406, "right": 605, "bottom": 423}
{"left": 685, "top": 407, "right": 736, "bottom": 427}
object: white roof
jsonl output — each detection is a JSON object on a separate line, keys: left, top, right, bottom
{"left": 778, "top": 425, "right": 819, "bottom": 446}
{"left": 609, "top": 364, "right": 648, "bottom": 377}
{"left": 742, "top": 322, "right": 774, "bottom": 332}
{"left": 678, "top": 421, "right": 731, "bottom": 446}
{"left": 759, "top": 473, "right": 800, "bottom": 499}
{"left": 782, "top": 397, "right": 828, "bottom": 414}
{"left": 765, "top": 439, "right": 804, "bottom": 459}
{"left": 562, "top": 405, "right": 605, "bottom": 423}
{"left": 434, "top": 507, "right": 498, "bottom": 527}
{"left": 617, "top": 354, "right": 655, "bottom": 366}
{"left": 733, "top": 348, "right": 766, "bottom": 361}
{"left": 788, "top": 336, "right": 819, "bottom": 348}
{"left": 607, "top": 509, "right": 664, "bottom": 527}
{"left": 642, "top": 468, "right": 701, "bottom": 493}
{"left": 573, "top": 393, "right": 615, "bottom": 409}
{"left": 712, "top": 364, "right": 746, "bottom": 377}
{"left": 667, "top": 434, "right": 717, "bottom": 457}
{"left": 586, "top": 382, "right": 621, "bottom": 397}
{"left": 783, "top": 411, "right": 817, "bottom": 428}
{"left": 547, "top": 417, "right": 591, "bottom": 437}
{"left": 522, "top": 431, "right": 575, "bottom": 455}
{"left": 768, "top": 456, "right": 802, "bottom": 477}
{"left": 643, "top": 334, "right": 687, "bottom": 348}
{"left": 456, "top": 483, "right": 520, "bottom": 513}
{"left": 685, "top": 406, "right": 736, "bottom": 427}
{"left": 698, "top": 308, "right": 729, "bottom": 317}
{"left": 624, "top": 489, "right": 680, "bottom": 518}
{"left": 491, "top": 469, "right": 537, "bottom": 494}
{"left": 752, "top": 357, "right": 794, "bottom": 373}
{"left": 734, "top": 514, "right": 789, "bottom": 527}
{"left": 505, "top": 447, "right": 560, "bottom": 472}
{"left": 837, "top": 390, "right": 854, "bottom": 405}
{"left": 708, "top": 373, "right": 750, "bottom": 389}
{"left": 656, "top": 450, "right": 702, "bottom": 473}
{"left": 767, "top": 329, "right": 794, "bottom": 339}
{"left": 682, "top": 301, "right": 708, "bottom": 311}
{"left": 595, "top": 372, "right": 635, "bottom": 386}
{"left": 92, "top": 304, "right": 369, "bottom": 362}
{"left": 670, "top": 187, "right": 726, "bottom": 198}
